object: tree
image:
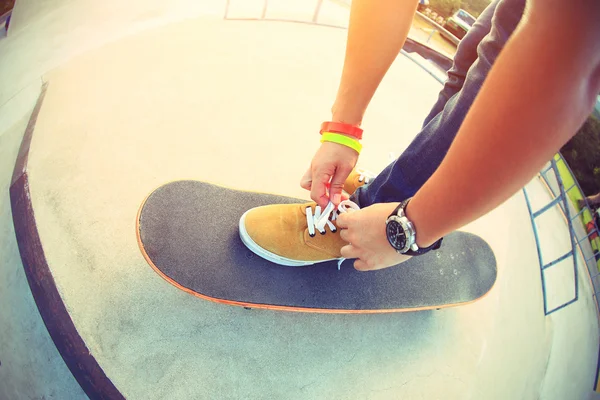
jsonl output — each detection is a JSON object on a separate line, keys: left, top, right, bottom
{"left": 428, "top": 0, "right": 461, "bottom": 18}
{"left": 0, "top": 0, "right": 14, "bottom": 16}
{"left": 460, "top": 0, "right": 492, "bottom": 18}
{"left": 561, "top": 115, "right": 600, "bottom": 196}
{"left": 429, "top": 0, "right": 490, "bottom": 19}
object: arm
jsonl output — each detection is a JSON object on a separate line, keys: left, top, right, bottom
{"left": 302, "top": 0, "right": 419, "bottom": 207}
{"left": 337, "top": 0, "right": 600, "bottom": 271}
{"left": 408, "top": 0, "right": 600, "bottom": 248}
{"left": 332, "top": 0, "right": 419, "bottom": 125}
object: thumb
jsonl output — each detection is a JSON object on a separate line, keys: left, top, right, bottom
{"left": 300, "top": 168, "right": 312, "bottom": 191}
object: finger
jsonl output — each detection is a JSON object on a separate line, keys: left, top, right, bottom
{"left": 311, "top": 167, "right": 333, "bottom": 209}
{"left": 353, "top": 259, "right": 371, "bottom": 271}
{"left": 339, "top": 228, "right": 350, "bottom": 242}
{"left": 336, "top": 212, "right": 350, "bottom": 229}
{"left": 328, "top": 165, "right": 353, "bottom": 206}
{"left": 340, "top": 244, "right": 361, "bottom": 259}
{"left": 300, "top": 168, "right": 312, "bottom": 191}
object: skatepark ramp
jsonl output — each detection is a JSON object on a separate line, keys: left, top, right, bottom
{"left": 2, "top": 0, "right": 600, "bottom": 398}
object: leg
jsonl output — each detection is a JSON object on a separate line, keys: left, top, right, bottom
{"left": 352, "top": 0, "right": 526, "bottom": 207}
{"left": 421, "top": 0, "right": 500, "bottom": 127}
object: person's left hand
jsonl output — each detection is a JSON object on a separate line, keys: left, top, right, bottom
{"left": 336, "top": 202, "right": 412, "bottom": 271}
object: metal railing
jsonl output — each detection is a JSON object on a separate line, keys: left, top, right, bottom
{"left": 551, "top": 155, "right": 600, "bottom": 270}
{"left": 523, "top": 153, "right": 600, "bottom": 315}
{"left": 523, "top": 158, "right": 578, "bottom": 315}
{"left": 546, "top": 154, "right": 600, "bottom": 281}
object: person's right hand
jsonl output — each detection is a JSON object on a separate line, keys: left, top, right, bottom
{"left": 300, "top": 141, "right": 359, "bottom": 209}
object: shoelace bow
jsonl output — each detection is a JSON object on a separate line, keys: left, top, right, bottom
{"left": 305, "top": 200, "right": 360, "bottom": 270}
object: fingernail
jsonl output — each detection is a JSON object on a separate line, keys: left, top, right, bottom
{"left": 333, "top": 194, "right": 341, "bottom": 204}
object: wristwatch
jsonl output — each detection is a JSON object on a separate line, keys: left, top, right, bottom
{"left": 385, "top": 198, "right": 443, "bottom": 256}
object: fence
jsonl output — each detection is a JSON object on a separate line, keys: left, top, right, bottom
{"left": 523, "top": 153, "right": 600, "bottom": 316}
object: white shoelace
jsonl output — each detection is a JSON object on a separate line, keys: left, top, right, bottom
{"left": 305, "top": 200, "right": 360, "bottom": 270}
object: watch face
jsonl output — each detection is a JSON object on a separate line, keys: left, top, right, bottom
{"left": 386, "top": 220, "right": 407, "bottom": 251}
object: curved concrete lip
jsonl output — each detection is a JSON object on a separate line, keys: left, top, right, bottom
{"left": 7, "top": 13, "right": 600, "bottom": 400}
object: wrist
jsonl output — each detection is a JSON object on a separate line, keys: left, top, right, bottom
{"left": 331, "top": 101, "right": 364, "bottom": 127}
{"left": 404, "top": 198, "right": 440, "bottom": 248}
{"left": 331, "top": 114, "right": 362, "bottom": 127}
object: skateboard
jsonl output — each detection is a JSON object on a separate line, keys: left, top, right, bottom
{"left": 136, "top": 180, "right": 497, "bottom": 313}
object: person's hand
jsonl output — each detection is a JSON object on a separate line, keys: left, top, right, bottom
{"left": 300, "top": 141, "right": 359, "bottom": 209}
{"left": 336, "top": 202, "right": 412, "bottom": 271}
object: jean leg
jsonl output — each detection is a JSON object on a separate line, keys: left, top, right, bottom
{"left": 352, "top": 0, "right": 526, "bottom": 207}
{"left": 422, "top": 0, "right": 500, "bottom": 127}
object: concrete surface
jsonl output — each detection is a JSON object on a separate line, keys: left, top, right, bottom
{"left": 1, "top": 0, "right": 599, "bottom": 399}
{"left": 0, "top": 83, "right": 86, "bottom": 399}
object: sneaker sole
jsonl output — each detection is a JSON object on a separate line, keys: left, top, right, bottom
{"left": 238, "top": 210, "right": 340, "bottom": 267}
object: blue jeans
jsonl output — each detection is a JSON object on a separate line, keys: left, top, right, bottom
{"left": 352, "top": 0, "right": 526, "bottom": 207}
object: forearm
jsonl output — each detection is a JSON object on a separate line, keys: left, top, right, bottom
{"left": 407, "top": 0, "right": 600, "bottom": 247}
{"left": 332, "top": 0, "right": 419, "bottom": 125}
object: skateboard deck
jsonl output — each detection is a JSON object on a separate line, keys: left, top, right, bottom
{"left": 136, "top": 180, "right": 497, "bottom": 313}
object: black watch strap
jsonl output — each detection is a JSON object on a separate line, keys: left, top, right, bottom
{"left": 388, "top": 198, "right": 411, "bottom": 219}
{"left": 404, "top": 237, "right": 443, "bottom": 256}
{"left": 389, "top": 197, "right": 443, "bottom": 256}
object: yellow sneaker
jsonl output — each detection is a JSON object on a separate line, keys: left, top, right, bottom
{"left": 239, "top": 201, "right": 359, "bottom": 266}
{"left": 343, "top": 168, "right": 375, "bottom": 196}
